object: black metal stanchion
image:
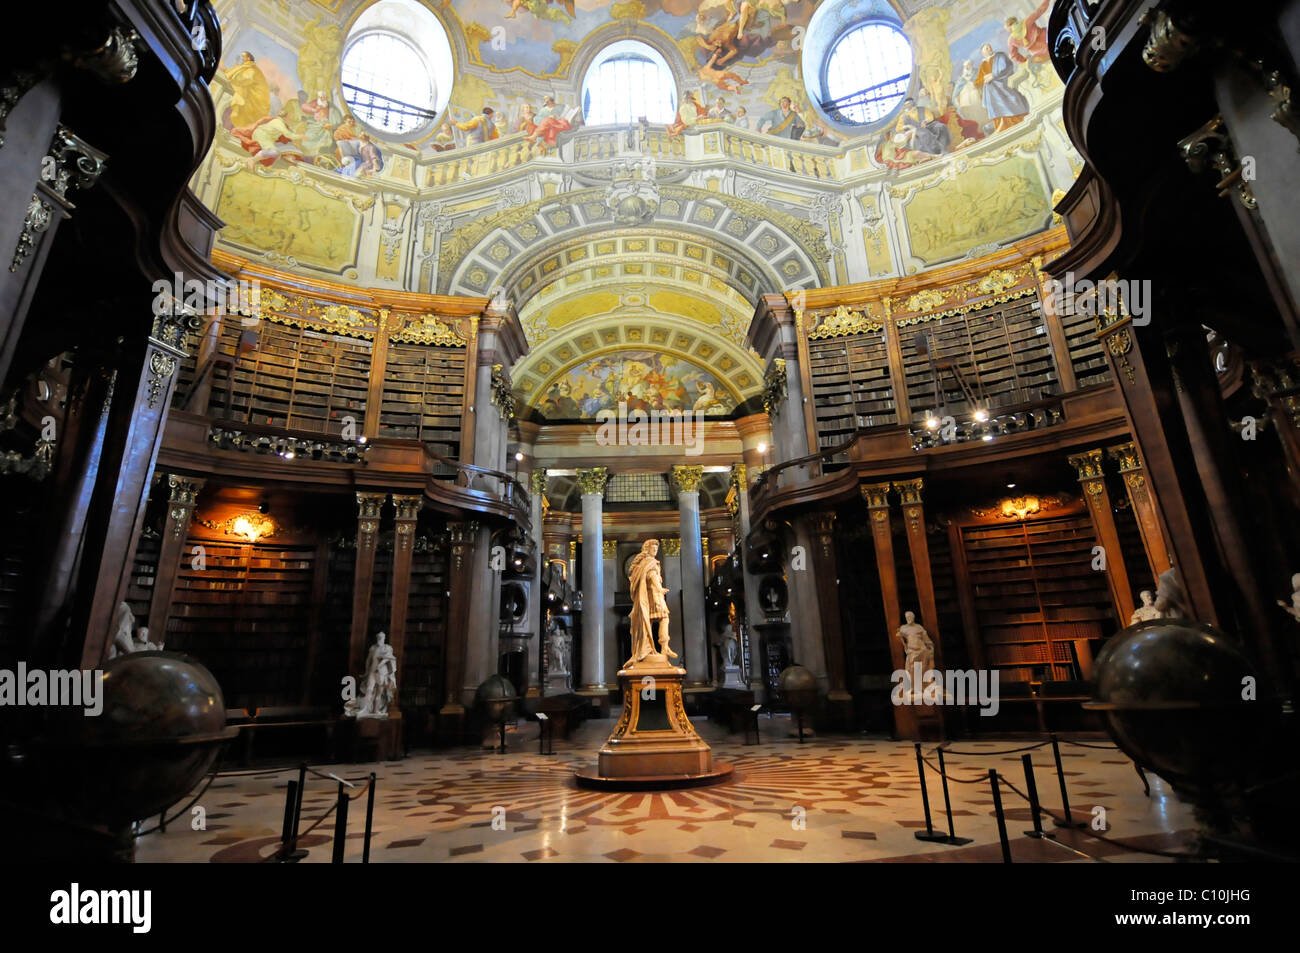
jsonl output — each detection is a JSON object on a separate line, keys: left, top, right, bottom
{"left": 1135, "top": 762, "right": 1151, "bottom": 797}
{"left": 498, "top": 719, "right": 507, "bottom": 754}
{"left": 989, "top": 770, "right": 1012, "bottom": 863}
{"left": 914, "top": 742, "right": 947, "bottom": 843}
{"left": 362, "top": 773, "right": 377, "bottom": 864}
{"left": 537, "top": 712, "right": 553, "bottom": 755}
{"left": 158, "top": 810, "right": 166, "bottom": 834}
{"left": 1021, "top": 753, "right": 1045, "bottom": 839}
{"left": 796, "top": 711, "right": 805, "bottom": 744}
{"left": 744, "top": 704, "right": 761, "bottom": 746}
{"left": 1050, "top": 734, "right": 1085, "bottom": 829}
{"left": 280, "top": 779, "right": 297, "bottom": 849}
{"left": 935, "top": 747, "right": 973, "bottom": 845}
{"left": 332, "top": 781, "right": 349, "bottom": 864}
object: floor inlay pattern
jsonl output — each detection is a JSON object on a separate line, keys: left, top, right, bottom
{"left": 135, "top": 716, "right": 1195, "bottom": 863}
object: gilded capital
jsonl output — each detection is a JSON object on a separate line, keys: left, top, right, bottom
{"left": 893, "top": 477, "right": 924, "bottom": 506}
{"left": 530, "top": 468, "right": 549, "bottom": 494}
{"left": 761, "top": 358, "right": 787, "bottom": 417}
{"left": 661, "top": 537, "right": 682, "bottom": 557}
{"left": 575, "top": 467, "right": 610, "bottom": 496}
{"left": 671, "top": 464, "right": 705, "bottom": 494}
{"left": 1107, "top": 442, "right": 1142, "bottom": 474}
{"left": 729, "top": 462, "right": 747, "bottom": 492}
{"left": 602, "top": 539, "right": 617, "bottom": 558}
{"left": 1067, "top": 449, "right": 1106, "bottom": 482}
{"left": 860, "top": 481, "right": 891, "bottom": 509}
{"left": 392, "top": 493, "right": 423, "bottom": 521}
{"left": 166, "top": 474, "right": 204, "bottom": 506}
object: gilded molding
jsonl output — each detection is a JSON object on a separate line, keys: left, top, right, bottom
{"left": 11, "top": 126, "right": 108, "bottom": 273}
{"left": 661, "top": 537, "right": 682, "bottom": 557}
{"left": 1107, "top": 442, "right": 1142, "bottom": 474}
{"left": 1177, "top": 115, "right": 1257, "bottom": 210}
{"left": 892, "top": 477, "right": 924, "bottom": 506}
{"left": 530, "top": 468, "right": 549, "bottom": 495}
{"left": 1068, "top": 449, "right": 1106, "bottom": 482}
{"left": 356, "top": 491, "right": 387, "bottom": 542}
{"left": 490, "top": 363, "right": 516, "bottom": 421}
{"left": 392, "top": 493, "right": 424, "bottom": 522}
{"left": 602, "top": 539, "right": 617, "bottom": 558}
{"left": 807, "top": 304, "right": 882, "bottom": 340}
{"left": 761, "top": 358, "right": 787, "bottom": 417}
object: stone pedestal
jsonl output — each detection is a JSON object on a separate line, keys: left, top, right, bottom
{"left": 575, "top": 656, "right": 732, "bottom": 789}
{"left": 719, "top": 664, "right": 745, "bottom": 690}
{"left": 545, "top": 671, "right": 572, "bottom": 696}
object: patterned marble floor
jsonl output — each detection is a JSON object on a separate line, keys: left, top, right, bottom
{"left": 135, "top": 715, "right": 1197, "bottom": 863}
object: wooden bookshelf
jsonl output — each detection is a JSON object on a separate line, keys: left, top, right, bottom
{"left": 208, "top": 322, "right": 373, "bottom": 436}
{"left": 806, "top": 331, "right": 896, "bottom": 448}
{"left": 958, "top": 513, "right": 1114, "bottom": 682}
{"left": 379, "top": 344, "right": 467, "bottom": 458}
{"left": 1059, "top": 306, "right": 1112, "bottom": 389}
{"left": 166, "top": 537, "right": 318, "bottom": 710}
{"left": 899, "top": 298, "right": 1059, "bottom": 422}
{"left": 124, "top": 529, "right": 161, "bottom": 626}
{"left": 400, "top": 536, "right": 448, "bottom": 713}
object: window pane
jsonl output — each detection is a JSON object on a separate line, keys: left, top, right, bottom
{"left": 824, "top": 22, "right": 913, "bottom": 125}
{"left": 583, "top": 44, "right": 677, "bottom": 126}
{"left": 341, "top": 33, "right": 435, "bottom": 135}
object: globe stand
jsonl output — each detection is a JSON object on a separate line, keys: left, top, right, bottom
{"left": 574, "top": 656, "right": 732, "bottom": 790}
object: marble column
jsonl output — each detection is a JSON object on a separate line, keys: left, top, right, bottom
{"left": 861, "top": 482, "right": 919, "bottom": 740}
{"left": 661, "top": 538, "right": 684, "bottom": 660}
{"left": 602, "top": 539, "right": 620, "bottom": 684}
{"left": 527, "top": 469, "right": 548, "bottom": 696}
{"left": 441, "top": 520, "right": 479, "bottom": 717}
{"left": 673, "top": 465, "right": 708, "bottom": 685}
{"left": 576, "top": 467, "right": 610, "bottom": 691}
{"left": 730, "top": 463, "right": 767, "bottom": 699}
{"left": 1107, "top": 442, "right": 1174, "bottom": 585}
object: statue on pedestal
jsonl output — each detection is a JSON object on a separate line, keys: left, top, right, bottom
{"left": 345, "top": 631, "right": 397, "bottom": 719}
{"left": 626, "top": 538, "right": 677, "bottom": 667}
{"left": 1279, "top": 572, "right": 1300, "bottom": 623}
{"left": 895, "top": 610, "right": 934, "bottom": 698}
{"left": 1130, "top": 589, "right": 1163, "bottom": 624}
{"left": 1154, "top": 567, "right": 1193, "bottom": 620}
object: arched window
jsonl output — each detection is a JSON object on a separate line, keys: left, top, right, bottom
{"left": 339, "top": 0, "right": 454, "bottom": 139}
{"left": 341, "top": 33, "right": 434, "bottom": 134}
{"left": 822, "top": 21, "right": 913, "bottom": 125}
{"left": 581, "top": 40, "right": 677, "bottom": 126}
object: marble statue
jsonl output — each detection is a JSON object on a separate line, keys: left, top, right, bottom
{"left": 896, "top": 611, "right": 934, "bottom": 697}
{"left": 1278, "top": 572, "right": 1300, "bottom": 623}
{"left": 345, "top": 631, "right": 397, "bottom": 719}
{"left": 547, "top": 619, "right": 570, "bottom": 674}
{"left": 1130, "top": 589, "right": 1163, "bottom": 624}
{"left": 1154, "top": 567, "right": 1193, "bottom": 620}
{"left": 626, "top": 538, "right": 676, "bottom": 667}
{"left": 108, "top": 601, "right": 164, "bottom": 659}
{"left": 719, "top": 624, "right": 738, "bottom": 667}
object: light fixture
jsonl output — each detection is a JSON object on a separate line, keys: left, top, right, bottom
{"left": 514, "top": 451, "right": 524, "bottom": 462}
{"left": 981, "top": 434, "right": 994, "bottom": 442}
{"left": 973, "top": 407, "right": 990, "bottom": 423}
{"left": 230, "top": 513, "right": 275, "bottom": 543}
{"left": 924, "top": 413, "right": 940, "bottom": 430}
{"left": 358, "top": 436, "right": 367, "bottom": 445}
{"left": 1006, "top": 481, "right": 1017, "bottom": 489}
{"left": 756, "top": 442, "right": 767, "bottom": 454}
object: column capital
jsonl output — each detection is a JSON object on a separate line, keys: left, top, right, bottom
{"left": 1067, "top": 449, "right": 1108, "bottom": 498}
{"left": 892, "top": 477, "right": 924, "bottom": 506}
{"left": 671, "top": 464, "right": 705, "bottom": 494}
{"left": 601, "top": 539, "right": 617, "bottom": 558}
{"left": 1106, "top": 441, "right": 1142, "bottom": 473}
{"left": 166, "top": 473, "right": 204, "bottom": 505}
{"left": 575, "top": 466, "right": 610, "bottom": 496}
{"left": 356, "top": 491, "right": 387, "bottom": 542}
{"left": 761, "top": 358, "right": 787, "bottom": 417}
{"left": 530, "top": 467, "right": 549, "bottom": 495}
{"left": 809, "top": 511, "right": 837, "bottom": 558}
{"left": 661, "top": 537, "right": 682, "bottom": 557}
{"left": 392, "top": 493, "right": 423, "bottom": 521}
{"left": 729, "top": 462, "right": 747, "bottom": 492}
{"left": 860, "top": 481, "right": 892, "bottom": 509}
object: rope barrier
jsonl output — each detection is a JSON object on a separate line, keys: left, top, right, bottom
{"left": 990, "top": 769, "right": 1197, "bottom": 860}
{"left": 938, "top": 741, "right": 1051, "bottom": 756}
{"left": 918, "top": 752, "right": 988, "bottom": 784}
{"left": 1057, "top": 738, "right": 1121, "bottom": 751}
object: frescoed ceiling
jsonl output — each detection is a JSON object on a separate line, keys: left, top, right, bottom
{"left": 198, "top": 0, "right": 1079, "bottom": 420}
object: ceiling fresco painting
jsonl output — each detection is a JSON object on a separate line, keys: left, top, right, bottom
{"left": 196, "top": 0, "right": 1080, "bottom": 420}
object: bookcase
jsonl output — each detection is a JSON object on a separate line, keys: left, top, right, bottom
{"left": 166, "top": 536, "right": 318, "bottom": 710}
{"left": 400, "top": 535, "right": 449, "bottom": 713}
{"left": 208, "top": 321, "right": 373, "bottom": 435}
{"left": 958, "top": 513, "right": 1115, "bottom": 682}
{"left": 1059, "top": 306, "right": 1112, "bottom": 389}
{"left": 899, "top": 299, "right": 1059, "bottom": 422}
{"left": 124, "top": 529, "right": 161, "bottom": 626}
{"left": 378, "top": 344, "right": 467, "bottom": 458}
{"left": 806, "top": 331, "right": 896, "bottom": 448}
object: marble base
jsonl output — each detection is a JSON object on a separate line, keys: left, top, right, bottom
{"left": 719, "top": 664, "right": 745, "bottom": 690}
{"left": 545, "top": 672, "right": 572, "bottom": 696}
{"left": 576, "top": 656, "right": 729, "bottom": 789}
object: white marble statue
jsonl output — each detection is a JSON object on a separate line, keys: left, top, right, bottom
{"left": 896, "top": 610, "right": 934, "bottom": 698}
{"left": 1154, "top": 567, "right": 1193, "bottom": 620}
{"left": 346, "top": 631, "right": 397, "bottom": 719}
{"left": 720, "top": 624, "right": 739, "bottom": 667}
{"left": 1130, "top": 589, "right": 1163, "bottom": 624}
{"left": 108, "top": 601, "right": 164, "bottom": 659}
{"left": 1278, "top": 572, "right": 1300, "bottom": 623}
{"left": 547, "top": 620, "right": 570, "bottom": 674}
